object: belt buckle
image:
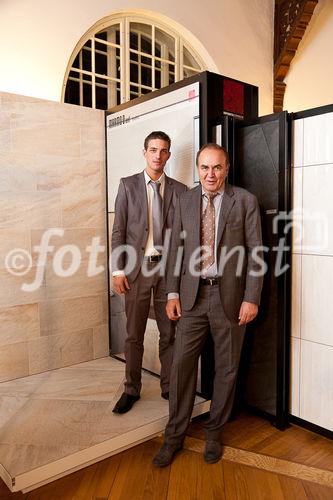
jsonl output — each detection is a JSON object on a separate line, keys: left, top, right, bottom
{"left": 150, "top": 254, "right": 161, "bottom": 262}
{"left": 207, "top": 278, "right": 214, "bottom": 285}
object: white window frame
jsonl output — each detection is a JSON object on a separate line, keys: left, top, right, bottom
{"left": 62, "top": 13, "right": 211, "bottom": 109}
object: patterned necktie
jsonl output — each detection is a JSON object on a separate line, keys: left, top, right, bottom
{"left": 201, "top": 193, "right": 217, "bottom": 270}
{"left": 150, "top": 180, "right": 163, "bottom": 248}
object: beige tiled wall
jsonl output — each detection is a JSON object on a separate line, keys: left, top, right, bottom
{"left": 0, "top": 92, "right": 109, "bottom": 382}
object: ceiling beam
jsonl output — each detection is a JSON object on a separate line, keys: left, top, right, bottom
{"left": 274, "top": 0, "right": 318, "bottom": 112}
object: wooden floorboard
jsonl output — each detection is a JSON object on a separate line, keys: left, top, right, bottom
{"left": 0, "top": 412, "right": 332, "bottom": 499}
{"left": 184, "top": 436, "right": 333, "bottom": 488}
{"left": 189, "top": 412, "right": 333, "bottom": 471}
{"left": 108, "top": 440, "right": 170, "bottom": 500}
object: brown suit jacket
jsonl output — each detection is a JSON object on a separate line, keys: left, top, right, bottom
{"left": 111, "top": 171, "right": 187, "bottom": 283}
{"left": 166, "top": 183, "right": 263, "bottom": 321}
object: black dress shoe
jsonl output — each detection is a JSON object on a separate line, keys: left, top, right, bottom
{"left": 161, "top": 392, "right": 169, "bottom": 400}
{"left": 152, "top": 443, "right": 182, "bottom": 467}
{"left": 112, "top": 393, "right": 140, "bottom": 414}
{"left": 204, "top": 440, "right": 222, "bottom": 464}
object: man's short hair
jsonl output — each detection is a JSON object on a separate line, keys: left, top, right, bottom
{"left": 196, "top": 143, "right": 230, "bottom": 166}
{"left": 144, "top": 131, "right": 171, "bottom": 151}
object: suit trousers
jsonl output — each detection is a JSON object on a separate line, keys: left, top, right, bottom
{"left": 164, "top": 284, "right": 245, "bottom": 446}
{"left": 124, "top": 261, "right": 175, "bottom": 396}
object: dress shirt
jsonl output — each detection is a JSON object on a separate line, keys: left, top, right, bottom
{"left": 201, "top": 188, "right": 224, "bottom": 278}
{"left": 167, "top": 187, "right": 223, "bottom": 300}
{"left": 144, "top": 170, "right": 165, "bottom": 256}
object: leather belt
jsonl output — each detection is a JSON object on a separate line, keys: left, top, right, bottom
{"left": 144, "top": 255, "right": 163, "bottom": 262}
{"left": 200, "top": 277, "right": 219, "bottom": 286}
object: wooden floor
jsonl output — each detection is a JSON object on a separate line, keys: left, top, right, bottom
{"left": 1, "top": 411, "right": 332, "bottom": 499}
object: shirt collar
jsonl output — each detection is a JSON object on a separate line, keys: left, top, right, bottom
{"left": 144, "top": 170, "right": 165, "bottom": 186}
{"left": 201, "top": 187, "right": 224, "bottom": 197}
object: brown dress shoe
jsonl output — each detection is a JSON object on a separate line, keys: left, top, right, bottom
{"left": 152, "top": 443, "right": 182, "bottom": 467}
{"left": 204, "top": 440, "right": 222, "bottom": 464}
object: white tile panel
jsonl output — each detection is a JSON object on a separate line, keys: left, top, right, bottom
{"left": 290, "top": 337, "right": 300, "bottom": 417}
{"left": 300, "top": 339, "right": 333, "bottom": 431}
{"left": 303, "top": 112, "right": 333, "bottom": 166}
{"left": 302, "top": 165, "right": 333, "bottom": 255}
{"left": 291, "top": 254, "right": 301, "bottom": 339}
{"left": 291, "top": 167, "right": 303, "bottom": 253}
{"left": 292, "top": 118, "right": 303, "bottom": 167}
{"left": 301, "top": 254, "right": 333, "bottom": 346}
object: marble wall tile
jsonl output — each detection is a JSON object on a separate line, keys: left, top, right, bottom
{"left": 0, "top": 163, "right": 36, "bottom": 192}
{"left": 30, "top": 227, "right": 106, "bottom": 266}
{"left": 61, "top": 194, "right": 105, "bottom": 229}
{"left": 0, "top": 303, "right": 39, "bottom": 346}
{"left": 28, "top": 329, "right": 94, "bottom": 374}
{"left": 0, "top": 151, "right": 78, "bottom": 196}
{"left": 301, "top": 254, "right": 333, "bottom": 346}
{"left": 0, "top": 228, "right": 31, "bottom": 270}
{"left": 0, "top": 265, "right": 46, "bottom": 308}
{"left": 0, "top": 192, "right": 62, "bottom": 228}
{"left": 80, "top": 114, "right": 105, "bottom": 162}
{"left": 93, "top": 324, "right": 110, "bottom": 358}
{"left": 0, "top": 342, "right": 29, "bottom": 382}
{"left": 102, "top": 292, "right": 109, "bottom": 324}
{"left": 39, "top": 295, "right": 104, "bottom": 335}
{"left": 0, "top": 153, "right": 93, "bottom": 194}
{"left": 300, "top": 339, "right": 333, "bottom": 431}
{"left": 61, "top": 329, "right": 94, "bottom": 367}
{"left": 10, "top": 115, "right": 80, "bottom": 158}
{"left": 45, "top": 258, "right": 107, "bottom": 301}
{"left": 63, "top": 160, "right": 103, "bottom": 192}
{"left": 59, "top": 158, "right": 106, "bottom": 228}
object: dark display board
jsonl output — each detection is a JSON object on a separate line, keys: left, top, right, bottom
{"left": 233, "top": 112, "right": 290, "bottom": 429}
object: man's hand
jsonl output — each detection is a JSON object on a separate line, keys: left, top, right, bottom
{"left": 166, "top": 298, "right": 182, "bottom": 321}
{"left": 113, "top": 275, "right": 130, "bottom": 295}
{"left": 238, "top": 301, "right": 258, "bottom": 326}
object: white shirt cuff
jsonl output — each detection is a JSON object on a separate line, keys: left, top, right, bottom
{"left": 112, "top": 270, "right": 125, "bottom": 277}
{"left": 167, "top": 293, "right": 179, "bottom": 300}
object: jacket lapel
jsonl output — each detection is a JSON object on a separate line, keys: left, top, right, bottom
{"left": 216, "top": 184, "right": 235, "bottom": 247}
{"left": 162, "top": 175, "right": 173, "bottom": 227}
{"left": 139, "top": 171, "right": 148, "bottom": 223}
{"left": 190, "top": 185, "right": 202, "bottom": 249}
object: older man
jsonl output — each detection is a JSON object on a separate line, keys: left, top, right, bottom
{"left": 153, "top": 143, "right": 263, "bottom": 466}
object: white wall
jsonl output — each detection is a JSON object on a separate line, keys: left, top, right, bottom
{"left": 0, "top": 0, "right": 274, "bottom": 115}
{"left": 284, "top": 0, "right": 333, "bottom": 112}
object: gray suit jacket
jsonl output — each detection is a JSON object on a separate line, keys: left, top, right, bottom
{"left": 112, "top": 171, "right": 187, "bottom": 283}
{"left": 166, "top": 183, "right": 263, "bottom": 321}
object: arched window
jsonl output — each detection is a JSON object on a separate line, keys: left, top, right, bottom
{"left": 62, "top": 13, "right": 209, "bottom": 110}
